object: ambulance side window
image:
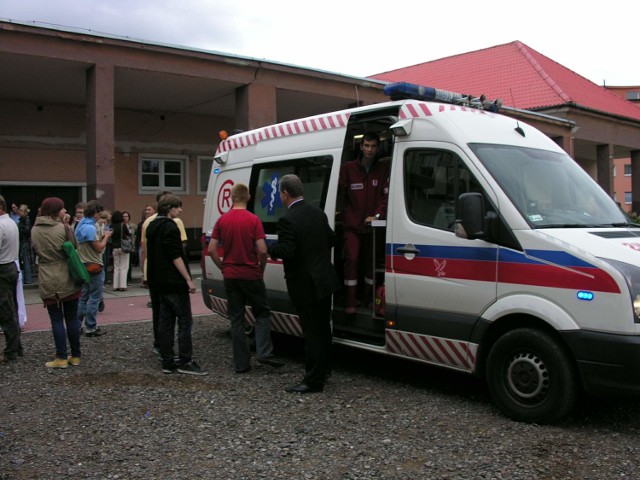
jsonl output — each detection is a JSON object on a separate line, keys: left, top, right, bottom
{"left": 248, "top": 155, "right": 333, "bottom": 235}
{"left": 404, "top": 149, "right": 483, "bottom": 232}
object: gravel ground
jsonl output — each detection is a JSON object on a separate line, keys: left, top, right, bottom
{"left": 2, "top": 315, "right": 640, "bottom": 479}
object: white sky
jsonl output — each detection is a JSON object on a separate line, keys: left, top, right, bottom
{"left": 2, "top": 0, "right": 639, "bottom": 86}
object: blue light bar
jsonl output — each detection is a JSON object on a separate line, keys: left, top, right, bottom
{"left": 384, "top": 82, "right": 502, "bottom": 112}
{"left": 577, "top": 291, "right": 594, "bottom": 301}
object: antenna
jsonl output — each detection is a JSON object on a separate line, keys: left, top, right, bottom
{"left": 510, "top": 88, "right": 525, "bottom": 137}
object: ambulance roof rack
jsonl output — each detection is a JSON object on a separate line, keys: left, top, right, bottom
{"left": 384, "top": 82, "right": 502, "bottom": 113}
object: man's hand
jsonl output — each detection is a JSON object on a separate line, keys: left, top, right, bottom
{"left": 187, "top": 279, "right": 196, "bottom": 294}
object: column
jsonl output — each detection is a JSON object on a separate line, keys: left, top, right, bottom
{"left": 631, "top": 150, "right": 640, "bottom": 214}
{"left": 596, "top": 144, "right": 614, "bottom": 197}
{"left": 86, "top": 64, "right": 115, "bottom": 209}
{"left": 235, "top": 83, "right": 277, "bottom": 132}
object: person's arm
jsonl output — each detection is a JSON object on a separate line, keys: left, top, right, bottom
{"left": 173, "top": 256, "right": 196, "bottom": 293}
{"left": 268, "top": 217, "right": 296, "bottom": 260}
{"left": 90, "top": 230, "right": 112, "bottom": 253}
{"left": 256, "top": 238, "right": 267, "bottom": 271}
{"left": 208, "top": 238, "right": 223, "bottom": 270}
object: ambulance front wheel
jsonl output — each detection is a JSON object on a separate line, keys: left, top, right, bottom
{"left": 486, "top": 328, "right": 579, "bottom": 424}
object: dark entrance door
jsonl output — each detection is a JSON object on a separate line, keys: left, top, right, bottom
{"left": 0, "top": 186, "right": 82, "bottom": 225}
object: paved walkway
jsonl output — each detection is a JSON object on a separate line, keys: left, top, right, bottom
{"left": 20, "top": 261, "right": 212, "bottom": 333}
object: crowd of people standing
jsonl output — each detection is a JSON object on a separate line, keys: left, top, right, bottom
{"left": 1, "top": 176, "right": 343, "bottom": 394}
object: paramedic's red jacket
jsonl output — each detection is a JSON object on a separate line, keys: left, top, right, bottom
{"left": 338, "top": 157, "right": 390, "bottom": 234}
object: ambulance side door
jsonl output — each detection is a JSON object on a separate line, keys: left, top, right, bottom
{"left": 386, "top": 143, "right": 499, "bottom": 342}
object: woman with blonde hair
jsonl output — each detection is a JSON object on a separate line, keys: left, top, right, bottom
{"left": 31, "top": 197, "right": 82, "bottom": 368}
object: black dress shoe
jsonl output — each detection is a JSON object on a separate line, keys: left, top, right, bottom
{"left": 285, "top": 382, "right": 324, "bottom": 394}
{"left": 257, "top": 357, "right": 285, "bottom": 368}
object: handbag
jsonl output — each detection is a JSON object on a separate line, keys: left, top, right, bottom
{"left": 61, "top": 241, "right": 91, "bottom": 285}
{"left": 120, "top": 224, "right": 134, "bottom": 254}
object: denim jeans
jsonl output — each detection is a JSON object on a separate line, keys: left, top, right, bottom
{"left": 158, "top": 292, "right": 193, "bottom": 369}
{"left": 19, "top": 242, "right": 32, "bottom": 284}
{"left": 47, "top": 299, "right": 81, "bottom": 359}
{"left": 78, "top": 269, "right": 104, "bottom": 332}
{"left": 224, "top": 278, "right": 273, "bottom": 372}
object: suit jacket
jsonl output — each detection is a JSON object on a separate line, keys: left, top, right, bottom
{"left": 268, "top": 200, "right": 340, "bottom": 308}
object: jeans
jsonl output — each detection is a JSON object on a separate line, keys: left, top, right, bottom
{"left": 78, "top": 269, "right": 105, "bottom": 332}
{"left": 19, "top": 242, "right": 32, "bottom": 284}
{"left": 224, "top": 278, "right": 273, "bottom": 372}
{"left": 0, "top": 262, "right": 21, "bottom": 359}
{"left": 48, "top": 299, "right": 81, "bottom": 359}
{"left": 150, "top": 288, "right": 161, "bottom": 349}
{"left": 158, "top": 292, "right": 193, "bottom": 369}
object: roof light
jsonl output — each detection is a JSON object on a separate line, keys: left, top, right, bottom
{"left": 384, "top": 82, "right": 502, "bottom": 112}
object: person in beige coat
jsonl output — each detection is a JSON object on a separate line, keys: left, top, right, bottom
{"left": 31, "top": 197, "right": 82, "bottom": 369}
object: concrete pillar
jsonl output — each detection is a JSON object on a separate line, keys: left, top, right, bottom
{"left": 235, "top": 83, "right": 277, "bottom": 132}
{"left": 631, "top": 150, "right": 640, "bottom": 214}
{"left": 596, "top": 144, "right": 614, "bottom": 197}
{"left": 86, "top": 64, "right": 115, "bottom": 209}
{"left": 551, "top": 135, "right": 572, "bottom": 157}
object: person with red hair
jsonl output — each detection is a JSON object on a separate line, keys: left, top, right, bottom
{"left": 31, "top": 197, "right": 83, "bottom": 369}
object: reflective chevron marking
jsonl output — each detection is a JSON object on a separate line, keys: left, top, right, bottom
{"left": 386, "top": 329, "right": 477, "bottom": 372}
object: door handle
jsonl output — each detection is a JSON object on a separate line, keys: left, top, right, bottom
{"left": 396, "top": 244, "right": 419, "bottom": 255}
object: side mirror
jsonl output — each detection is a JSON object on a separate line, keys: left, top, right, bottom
{"left": 456, "top": 192, "right": 494, "bottom": 240}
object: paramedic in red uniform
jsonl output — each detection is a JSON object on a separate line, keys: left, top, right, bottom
{"left": 338, "top": 132, "right": 389, "bottom": 314}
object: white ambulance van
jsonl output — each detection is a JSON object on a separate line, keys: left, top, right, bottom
{"left": 201, "top": 82, "right": 640, "bottom": 423}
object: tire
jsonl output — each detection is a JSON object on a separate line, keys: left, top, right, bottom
{"left": 486, "top": 328, "right": 579, "bottom": 424}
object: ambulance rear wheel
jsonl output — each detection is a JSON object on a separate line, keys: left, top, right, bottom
{"left": 486, "top": 328, "right": 578, "bottom": 424}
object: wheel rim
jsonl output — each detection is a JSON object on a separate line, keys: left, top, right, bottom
{"left": 506, "top": 352, "right": 549, "bottom": 403}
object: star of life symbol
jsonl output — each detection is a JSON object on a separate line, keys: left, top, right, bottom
{"left": 261, "top": 174, "right": 282, "bottom": 216}
{"left": 434, "top": 258, "right": 447, "bottom": 277}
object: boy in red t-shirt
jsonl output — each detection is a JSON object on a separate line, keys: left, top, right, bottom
{"left": 208, "top": 183, "right": 283, "bottom": 373}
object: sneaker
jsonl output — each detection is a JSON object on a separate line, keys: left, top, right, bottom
{"left": 45, "top": 357, "right": 68, "bottom": 369}
{"left": 68, "top": 356, "right": 81, "bottom": 366}
{"left": 162, "top": 364, "right": 178, "bottom": 374}
{"left": 153, "top": 347, "right": 162, "bottom": 360}
{"left": 98, "top": 300, "right": 105, "bottom": 312}
{"left": 177, "top": 361, "right": 208, "bottom": 376}
{"left": 85, "top": 328, "right": 106, "bottom": 337}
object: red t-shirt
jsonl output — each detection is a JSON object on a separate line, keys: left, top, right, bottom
{"left": 211, "top": 208, "right": 265, "bottom": 280}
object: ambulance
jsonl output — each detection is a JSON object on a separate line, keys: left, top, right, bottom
{"left": 201, "top": 82, "right": 640, "bottom": 423}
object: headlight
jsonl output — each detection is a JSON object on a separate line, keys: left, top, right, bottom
{"left": 602, "top": 258, "right": 640, "bottom": 323}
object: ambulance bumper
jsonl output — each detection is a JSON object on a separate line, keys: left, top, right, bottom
{"left": 562, "top": 330, "right": 640, "bottom": 396}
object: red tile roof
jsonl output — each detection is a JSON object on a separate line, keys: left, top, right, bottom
{"left": 371, "top": 41, "right": 640, "bottom": 122}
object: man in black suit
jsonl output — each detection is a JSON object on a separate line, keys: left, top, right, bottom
{"left": 268, "top": 174, "right": 341, "bottom": 393}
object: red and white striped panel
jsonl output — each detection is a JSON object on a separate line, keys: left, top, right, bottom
{"left": 206, "top": 295, "right": 303, "bottom": 337}
{"left": 208, "top": 294, "right": 228, "bottom": 317}
{"left": 399, "top": 101, "right": 489, "bottom": 120}
{"left": 245, "top": 308, "right": 302, "bottom": 337}
{"left": 385, "top": 329, "right": 477, "bottom": 372}
{"left": 215, "top": 112, "right": 351, "bottom": 155}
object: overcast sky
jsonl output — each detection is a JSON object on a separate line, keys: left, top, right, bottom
{"left": 2, "top": 0, "right": 639, "bottom": 86}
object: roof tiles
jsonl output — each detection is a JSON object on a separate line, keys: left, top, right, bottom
{"left": 371, "top": 41, "right": 640, "bottom": 121}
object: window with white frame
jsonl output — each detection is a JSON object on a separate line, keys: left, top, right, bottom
{"left": 139, "top": 154, "right": 188, "bottom": 193}
{"left": 197, "top": 156, "right": 214, "bottom": 195}
{"left": 625, "top": 192, "right": 632, "bottom": 205}
{"left": 624, "top": 164, "right": 632, "bottom": 176}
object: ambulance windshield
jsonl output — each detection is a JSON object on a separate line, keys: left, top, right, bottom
{"left": 469, "top": 144, "right": 630, "bottom": 228}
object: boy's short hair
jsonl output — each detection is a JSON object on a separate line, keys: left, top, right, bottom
{"left": 231, "top": 183, "right": 250, "bottom": 203}
{"left": 157, "top": 194, "right": 182, "bottom": 215}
